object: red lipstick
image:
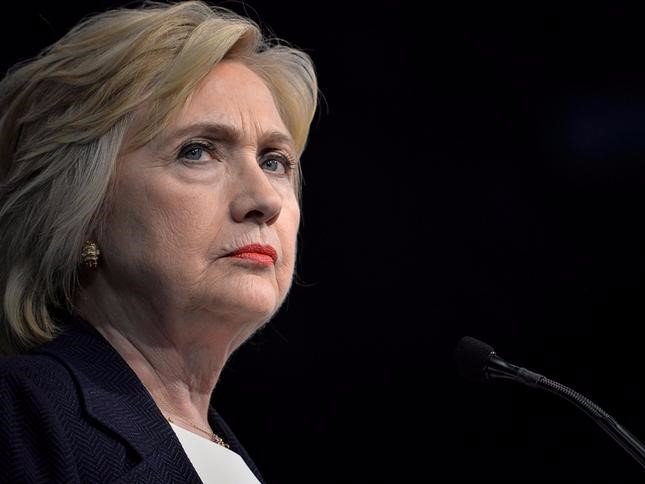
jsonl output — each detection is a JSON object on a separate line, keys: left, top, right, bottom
{"left": 228, "top": 244, "right": 277, "bottom": 266}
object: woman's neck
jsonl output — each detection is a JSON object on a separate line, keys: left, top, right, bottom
{"left": 75, "top": 282, "right": 242, "bottom": 429}
{"left": 95, "top": 320, "right": 222, "bottom": 427}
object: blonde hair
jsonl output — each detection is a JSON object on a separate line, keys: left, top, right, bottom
{"left": 0, "top": 0, "right": 318, "bottom": 354}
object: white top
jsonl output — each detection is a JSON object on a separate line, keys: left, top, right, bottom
{"left": 169, "top": 422, "right": 261, "bottom": 484}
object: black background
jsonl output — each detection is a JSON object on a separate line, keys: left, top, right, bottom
{"left": 4, "top": 1, "right": 645, "bottom": 481}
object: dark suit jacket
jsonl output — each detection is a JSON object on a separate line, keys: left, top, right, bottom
{"left": 0, "top": 316, "right": 265, "bottom": 483}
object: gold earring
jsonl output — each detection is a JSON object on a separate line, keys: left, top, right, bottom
{"left": 81, "top": 240, "right": 101, "bottom": 268}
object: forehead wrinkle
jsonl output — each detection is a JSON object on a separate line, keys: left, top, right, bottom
{"left": 177, "top": 61, "right": 294, "bottom": 152}
{"left": 225, "top": 104, "right": 292, "bottom": 153}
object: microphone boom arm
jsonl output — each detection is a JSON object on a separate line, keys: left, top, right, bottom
{"left": 538, "top": 376, "right": 645, "bottom": 469}
{"left": 486, "top": 351, "right": 645, "bottom": 469}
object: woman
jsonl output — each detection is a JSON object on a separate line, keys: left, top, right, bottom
{"left": 0, "top": 1, "right": 318, "bottom": 482}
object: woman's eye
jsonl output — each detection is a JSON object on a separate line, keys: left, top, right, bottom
{"left": 261, "top": 154, "right": 294, "bottom": 174}
{"left": 177, "top": 142, "right": 213, "bottom": 163}
{"left": 184, "top": 146, "right": 203, "bottom": 160}
{"left": 262, "top": 158, "right": 281, "bottom": 172}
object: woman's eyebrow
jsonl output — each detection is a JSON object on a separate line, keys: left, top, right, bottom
{"left": 261, "top": 131, "right": 297, "bottom": 152}
{"left": 165, "top": 122, "right": 241, "bottom": 144}
{"left": 164, "top": 122, "right": 296, "bottom": 151}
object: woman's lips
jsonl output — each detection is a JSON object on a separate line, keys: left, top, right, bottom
{"left": 228, "top": 244, "right": 277, "bottom": 266}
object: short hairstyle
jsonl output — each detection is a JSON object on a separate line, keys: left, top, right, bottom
{"left": 0, "top": 0, "right": 318, "bottom": 354}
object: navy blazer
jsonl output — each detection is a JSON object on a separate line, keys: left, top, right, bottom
{"left": 0, "top": 317, "right": 265, "bottom": 483}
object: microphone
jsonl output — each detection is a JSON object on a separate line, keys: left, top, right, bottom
{"left": 453, "top": 335, "right": 645, "bottom": 470}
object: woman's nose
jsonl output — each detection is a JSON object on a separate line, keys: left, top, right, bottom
{"left": 229, "top": 161, "right": 282, "bottom": 225}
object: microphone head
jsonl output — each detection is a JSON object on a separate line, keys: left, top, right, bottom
{"left": 453, "top": 336, "right": 496, "bottom": 383}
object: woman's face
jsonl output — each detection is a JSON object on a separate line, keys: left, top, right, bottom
{"left": 101, "top": 61, "right": 300, "bottom": 334}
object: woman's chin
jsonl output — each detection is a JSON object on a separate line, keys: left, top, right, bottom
{"left": 204, "top": 282, "right": 282, "bottom": 321}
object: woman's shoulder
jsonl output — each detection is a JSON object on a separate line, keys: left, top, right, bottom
{"left": 0, "top": 344, "right": 136, "bottom": 483}
{"left": 0, "top": 350, "right": 70, "bottom": 374}
{"left": 1, "top": 315, "right": 111, "bottom": 389}
{"left": 0, "top": 351, "right": 78, "bottom": 401}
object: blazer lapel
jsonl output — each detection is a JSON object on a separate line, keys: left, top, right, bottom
{"left": 34, "top": 317, "right": 203, "bottom": 482}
